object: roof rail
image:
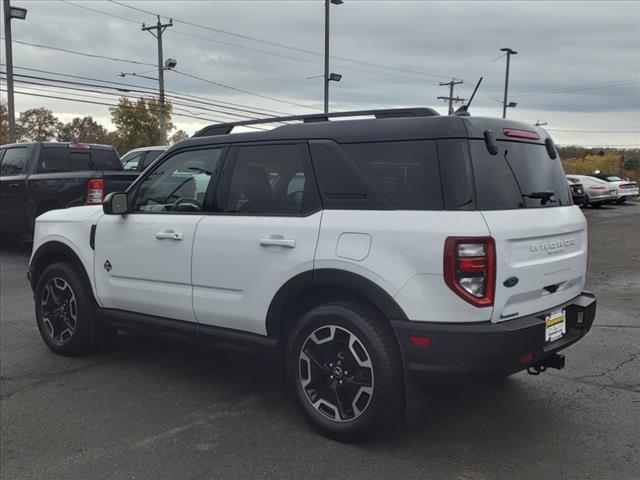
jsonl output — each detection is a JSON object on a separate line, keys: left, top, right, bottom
{"left": 192, "top": 107, "right": 440, "bottom": 137}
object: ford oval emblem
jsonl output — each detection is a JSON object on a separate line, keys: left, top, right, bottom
{"left": 503, "top": 276, "right": 519, "bottom": 288}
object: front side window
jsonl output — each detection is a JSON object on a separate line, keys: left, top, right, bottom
{"left": 225, "top": 144, "right": 317, "bottom": 215}
{"left": 132, "top": 148, "right": 222, "bottom": 213}
{"left": 0, "top": 147, "right": 28, "bottom": 176}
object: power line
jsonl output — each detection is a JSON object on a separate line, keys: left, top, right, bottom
{"left": 4, "top": 76, "right": 258, "bottom": 121}
{"left": 2, "top": 64, "right": 295, "bottom": 117}
{"left": 547, "top": 129, "right": 640, "bottom": 133}
{"left": 511, "top": 80, "right": 640, "bottom": 97}
{"left": 172, "top": 69, "right": 315, "bottom": 109}
{"left": 2, "top": 38, "right": 315, "bottom": 110}
{"left": 2, "top": 38, "right": 156, "bottom": 67}
{"left": 55, "top": 0, "right": 454, "bottom": 88}
{"left": 58, "top": 0, "right": 139, "bottom": 24}
{"left": 2, "top": 87, "right": 267, "bottom": 131}
{"left": 106, "top": 0, "right": 455, "bottom": 80}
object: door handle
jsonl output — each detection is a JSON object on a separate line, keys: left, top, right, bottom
{"left": 259, "top": 236, "right": 296, "bottom": 248}
{"left": 155, "top": 230, "right": 184, "bottom": 241}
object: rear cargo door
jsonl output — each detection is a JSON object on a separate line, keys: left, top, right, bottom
{"left": 469, "top": 139, "right": 587, "bottom": 323}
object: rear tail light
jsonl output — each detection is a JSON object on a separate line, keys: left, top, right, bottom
{"left": 444, "top": 237, "right": 495, "bottom": 307}
{"left": 590, "top": 185, "right": 607, "bottom": 190}
{"left": 85, "top": 179, "right": 105, "bottom": 205}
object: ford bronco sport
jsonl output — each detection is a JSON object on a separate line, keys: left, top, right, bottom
{"left": 28, "top": 108, "right": 596, "bottom": 440}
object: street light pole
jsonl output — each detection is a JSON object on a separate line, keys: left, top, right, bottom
{"left": 324, "top": 0, "right": 343, "bottom": 114}
{"left": 501, "top": 47, "right": 517, "bottom": 119}
{"left": 323, "top": 0, "right": 330, "bottom": 114}
{"left": 3, "top": 0, "right": 26, "bottom": 143}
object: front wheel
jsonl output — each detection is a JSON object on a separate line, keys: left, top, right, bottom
{"left": 287, "top": 301, "right": 403, "bottom": 441}
{"left": 35, "top": 262, "right": 97, "bottom": 356}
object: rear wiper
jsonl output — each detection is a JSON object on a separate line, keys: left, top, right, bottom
{"left": 524, "top": 191, "right": 556, "bottom": 205}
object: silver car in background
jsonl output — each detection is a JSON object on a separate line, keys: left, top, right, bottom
{"left": 567, "top": 174, "right": 618, "bottom": 208}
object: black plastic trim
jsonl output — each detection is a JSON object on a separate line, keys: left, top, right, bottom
{"left": 265, "top": 269, "right": 408, "bottom": 338}
{"left": 89, "top": 224, "right": 96, "bottom": 250}
{"left": 390, "top": 292, "right": 596, "bottom": 378}
{"left": 98, "top": 308, "right": 278, "bottom": 350}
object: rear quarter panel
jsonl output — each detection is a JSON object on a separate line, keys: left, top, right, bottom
{"left": 315, "top": 210, "right": 493, "bottom": 323}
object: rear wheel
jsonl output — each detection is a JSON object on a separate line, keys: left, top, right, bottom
{"left": 287, "top": 301, "right": 403, "bottom": 441}
{"left": 590, "top": 201, "right": 603, "bottom": 208}
{"left": 35, "top": 262, "right": 97, "bottom": 356}
{"left": 616, "top": 197, "right": 627, "bottom": 204}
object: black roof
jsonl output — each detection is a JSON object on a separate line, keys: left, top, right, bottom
{"left": 179, "top": 107, "right": 552, "bottom": 149}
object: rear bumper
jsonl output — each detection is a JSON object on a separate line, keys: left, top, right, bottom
{"left": 391, "top": 292, "right": 596, "bottom": 380}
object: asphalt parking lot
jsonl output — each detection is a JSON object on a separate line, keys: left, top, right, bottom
{"left": 1, "top": 204, "right": 639, "bottom": 480}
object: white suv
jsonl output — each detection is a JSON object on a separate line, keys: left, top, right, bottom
{"left": 28, "top": 108, "right": 596, "bottom": 440}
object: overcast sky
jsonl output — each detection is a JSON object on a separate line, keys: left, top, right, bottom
{"left": 2, "top": 0, "right": 639, "bottom": 146}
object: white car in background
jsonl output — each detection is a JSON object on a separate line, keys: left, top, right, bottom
{"left": 590, "top": 174, "right": 639, "bottom": 204}
{"left": 120, "top": 146, "right": 169, "bottom": 172}
{"left": 567, "top": 174, "right": 618, "bottom": 208}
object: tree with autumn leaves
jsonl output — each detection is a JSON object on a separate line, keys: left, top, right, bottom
{"left": 2, "top": 96, "right": 188, "bottom": 153}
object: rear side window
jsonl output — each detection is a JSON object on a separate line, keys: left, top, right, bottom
{"left": 39, "top": 147, "right": 122, "bottom": 172}
{"left": 470, "top": 140, "right": 572, "bottom": 209}
{"left": 225, "top": 143, "right": 319, "bottom": 215}
{"left": 0, "top": 147, "right": 28, "bottom": 176}
{"left": 341, "top": 140, "right": 443, "bottom": 210}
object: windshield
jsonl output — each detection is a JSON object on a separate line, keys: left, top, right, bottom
{"left": 470, "top": 140, "right": 572, "bottom": 209}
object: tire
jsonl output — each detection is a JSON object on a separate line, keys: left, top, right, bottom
{"left": 286, "top": 301, "right": 403, "bottom": 441}
{"left": 616, "top": 198, "right": 627, "bottom": 204}
{"left": 591, "top": 201, "right": 602, "bottom": 208}
{"left": 34, "top": 261, "right": 97, "bottom": 356}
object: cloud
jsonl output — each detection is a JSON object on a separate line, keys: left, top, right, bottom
{"left": 3, "top": 0, "right": 639, "bottom": 146}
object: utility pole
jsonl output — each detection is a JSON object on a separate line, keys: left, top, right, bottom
{"left": 437, "top": 79, "right": 465, "bottom": 115}
{"left": 142, "top": 15, "right": 172, "bottom": 144}
{"left": 500, "top": 47, "right": 517, "bottom": 119}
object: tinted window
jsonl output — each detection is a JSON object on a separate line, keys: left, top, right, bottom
{"left": 437, "top": 139, "right": 475, "bottom": 210}
{"left": 39, "top": 147, "right": 122, "bottom": 172}
{"left": 470, "top": 140, "right": 572, "bottom": 210}
{"left": 141, "top": 150, "right": 165, "bottom": 169}
{"left": 121, "top": 151, "right": 144, "bottom": 170}
{"left": 226, "top": 144, "right": 318, "bottom": 214}
{"left": 0, "top": 147, "right": 28, "bottom": 176}
{"left": 133, "top": 148, "right": 222, "bottom": 213}
{"left": 309, "top": 140, "right": 390, "bottom": 210}
{"left": 342, "top": 140, "right": 443, "bottom": 210}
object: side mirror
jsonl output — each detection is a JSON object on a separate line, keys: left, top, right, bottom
{"left": 103, "top": 192, "right": 129, "bottom": 215}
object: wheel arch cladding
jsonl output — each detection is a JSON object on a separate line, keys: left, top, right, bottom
{"left": 30, "top": 241, "right": 90, "bottom": 293}
{"left": 265, "top": 268, "right": 408, "bottom": 339}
